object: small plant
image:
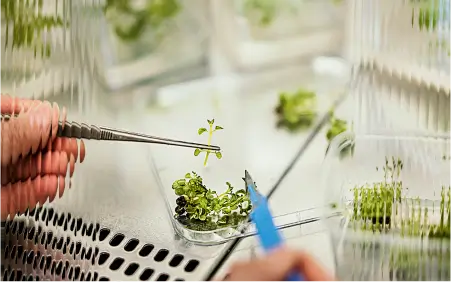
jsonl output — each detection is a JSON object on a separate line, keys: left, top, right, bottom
{"left": 172, "top": 172, "right": 252, "bottom": 231}
{"left": 103, "top": 0, "right": 180, "bottom": 42}
{"left": 171, "top": 121, "right": 252, "bottom": 232}
{"left": 2, "top": 0, "right": 67, "bottom": 58}
{"left": 195, "top": 119, "right": 223, "bottom": 167}
{"left": 325, "top": 110, "right": 353, "bottom": 158}
{"left": 275, "top": 88, "right": 317, "bottom": 132}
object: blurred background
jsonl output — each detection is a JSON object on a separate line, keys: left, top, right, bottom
{"left": 1, "top": 0, "right": 450, "bottom": 281}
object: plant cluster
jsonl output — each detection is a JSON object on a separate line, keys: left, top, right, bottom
{"left": 171, "top": 119, "right": 252, "bottom": 232}
{"left": 275, "top": 88, "right": 317, "bottom": 132}
{"left": 103, "top": 0, "right": 180, "bottom": 42}
{"left": 172, "top": 172, "right": 252, "bottom": 231}
{"left": 349, "top": 157, "right": 450, "bottom": 240}
{"left": 2, "top": 0, "right": 67, "bottom": 58}
{"left": 350, "top": 157, "right": 403, "bottom": 231}
{"left": 194, "top": 119, "right": 223, "bottom": 167}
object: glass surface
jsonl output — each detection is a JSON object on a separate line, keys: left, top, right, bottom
{"left": 350, "top": 65, "right": 450, "bottom": 135}
{"left": 73, "top": 0, "right": 209, "bottom": 90}
{"left": 353, "top": 0, "right": 450, "bottom": 77}
{"left": 1, "top": 0, "right": 74, "bottom": 99}
{"left": 323, "top": 132, "right": 450, "bottom": 280}
{"left": 145, "top": 64, "right": 347, "bottom": 244}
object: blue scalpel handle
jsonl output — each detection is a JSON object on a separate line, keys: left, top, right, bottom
{"left": 247, "top": 184, "right": 304, "bottom": 281}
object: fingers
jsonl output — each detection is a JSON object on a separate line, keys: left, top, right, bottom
{"left": 1, "top": 175, "right": 65, "bottom": 221}
{"left": 226, "top": 248, "right": 335, "bottom": 281}
{"left": 1, "top": 150, "right": 76, "bottom": 185}
{"left": 1, "top": 95, "right": 66, "bottom": 167}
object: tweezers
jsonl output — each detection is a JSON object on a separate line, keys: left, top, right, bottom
{"left": 1, "top": 114, "right": 220, "bottom": 151}
{"left": 244, "top": 170, "right": 304, "bottom": 281}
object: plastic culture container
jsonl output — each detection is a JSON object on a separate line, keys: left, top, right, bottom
{"left": 78, "top": 0, "right": 210, "bottom": 91}
{"left": 145, "top": 64, "right": 347, "bottom": 245}
{"left": 210, "top": 0, "right": 346, "bottom": 70}
{"left": 322, "top": 132, "right": 450, "bottom": 280}
{"left": 1, "top": 0, "right": 75, "bottom": 100}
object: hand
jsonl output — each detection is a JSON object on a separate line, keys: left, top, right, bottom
{"left": 1, "top": 94, "right": 86, "bottom": 221}
{"left": 224, "top": 248, "right": 335, "bottom": 281}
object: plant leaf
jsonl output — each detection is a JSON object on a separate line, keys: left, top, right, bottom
{"left": 185, "top": 173, "right": 191, "bottom": 178}
{"left": 207, "top": 119, "right": 212, "bottom": 125}
{"left": 215, "top": 151, "right": 222, "bottom": 159}
{"left": 198, "top": 128, "right": 207, "bottom": 135}
{"left": 194, "top": 148, "right": 201, "bottom": 156}
{"left": 215, "top": 125, "right": 223, "bottom": 130}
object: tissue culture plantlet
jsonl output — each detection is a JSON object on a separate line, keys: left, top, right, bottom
{"left": 195, "top": 119, "right": 223, "bottom": 167}
{"left": 172, "top": 172, "right": 252, "bottom": 231}
{"left": 103, "top": 0, "right": 180, "bottom": 42}
{"left": 2, "top": 0, "right": 67, "bottom": 58}
{"left": 275, "top": 88, "right": 317, "bottom": 132}
{"left": 349, "top": 157, "right": 451, "bottom": 239}
{"left": 171, "top": 121, "right": 252, "bottom": 232}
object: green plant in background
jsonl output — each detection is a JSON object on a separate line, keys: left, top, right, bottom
{"left": 2, "top": 0, "right": 67, "bottom": 58}
{"left": 275, "top": 88, "right": 317, "bottom": 132}
{"left": 103, "top": 0, "right": 180, "bottom": 42}
{"left": 243, "top": 0, "right": 278, "bottom": 27}
{"left": 243, "top": 0, "right": 343, "bottom": 27}
{"left": 324, "top": 110, "right": 354, "bottom": 158}
{"left": 172, "top": 173, "right": 252, "bottom": 231}
{"left": 195, "top": 119, "right": 223, "bottom": 167}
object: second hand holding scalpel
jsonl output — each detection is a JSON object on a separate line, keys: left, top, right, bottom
{"left": 244, "top": 170, "right": 304, "bottom": 281}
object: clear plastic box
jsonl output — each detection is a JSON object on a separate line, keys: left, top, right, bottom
{"left": 322, "top": 132, "right": 450, "bottom": 280}
{"left": 146, "top": 64, "right": 348, "bottom": 245}
{"left": 73, "top": 0, "right": 209, "bottom": 91}
{"left": 211, "top": 0, "right": 346, "bottom": 70}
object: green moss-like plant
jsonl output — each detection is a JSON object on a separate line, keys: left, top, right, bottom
{"left": 275, "top": 88, "right": 317, "bottom": 132}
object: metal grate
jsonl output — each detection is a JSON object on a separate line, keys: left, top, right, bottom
{"left": 1, "top": 207, "right": 199, "bottom": 281}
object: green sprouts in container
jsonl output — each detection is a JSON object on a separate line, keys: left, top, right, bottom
{"left": 171, "top": 120, "right": 252, "bottom": 231}
{"left": 349, "top": 157, "right": 450, "bottom": 240}
{"left": 274, "top": 88, "right": 317, "bottom": 132}
{"left": 103, "top": 0, "right": 180, "bottom": 42}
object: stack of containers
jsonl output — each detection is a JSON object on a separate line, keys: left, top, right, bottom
{"left": 323, "top": 0, "right": 451, "bottom": 280}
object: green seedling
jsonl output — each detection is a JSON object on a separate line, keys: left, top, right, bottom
{"left": 2, "top": 0, "right": 67, "bottom": 58}
{"left": 103, "top": 0, "right": 180, "bottom": 42}
{"left": 172, "top": 172, "right": 252, "bottom": 231}
{"left": 195, "top": 119, "right": 223, "bottom": 167}
{"left": 275, "top": 88, "right": 317, "bottom": 132}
